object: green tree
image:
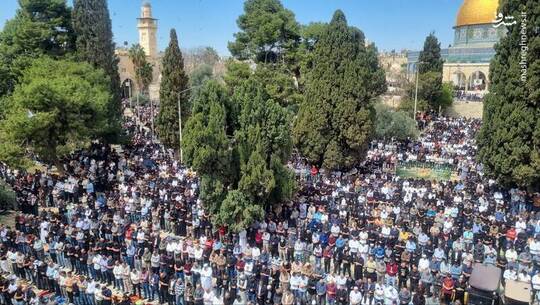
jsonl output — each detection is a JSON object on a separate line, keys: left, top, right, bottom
{"left": 72, "top": 0, "right": 122, "bottom": 140}
{"left": 0, "top": 0, "right": 75, "bottom": 97}
{"left": 293, "top": 10, "right": 386, "bottom": 170}
{"left": 223, "top": 60, "right": 252, "bottom": 93}
{"left": 0, "top": 58, "right": 111, "bottom": 167}
{"left": 252, "top": 64, "right": 303, "bottom": 110}
{"left": 406, "top": 71, "right": 444, "bottom": 111}
{"left": 184, "top": 82, "right": 233, "bottom": 181}
{"left": 374, "top": 103, "right": 419, "bottom": 141}
{"left": 214, "top": 190, "right": 264, "bottom": 233}
{"left": 417, "top": 32, "right": 443, "bottom": 74}
{"left": 234, "top": 80, "right": 293, "bottom": 166}
{"left": 183, "top": 81, "right": 237, "bottom": 212}
{"left": 228, "top": 0, "right": 301, "bottom": 64}
{"left": 189, "top": 64, "right": 213, "bottom": 88}
{"left": 128, "top": 44, "right": 153, "bottom": 96}
{"left": 477, "top": 0, "right": 540, "bottom": 191}
{"left": 156, "top": 29, "right": 189, "bottom": 149}
{"left": 295, "top": 22, "right": 327, "bottom": 88}
{"left": 184, "top": 79, "right": 295, "bottom": 231}
{"left": 234, "top": 80, "right": 294, "bottom": 204}
{"left": 398, "top": 98, "right": 428, "bottom": 116}
{"left": 439, "top": 82, "right": 454, "bottom": 110}
{"left": 139, "top": 62, "right": 154, "bottom": 95}
{"left": 412, "top": 33, "right": 445, "bottom": 110}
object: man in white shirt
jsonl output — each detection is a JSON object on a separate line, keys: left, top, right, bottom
{"left": 532, "top": 271, "right": 540, "bottom": 294}
{"left": 349, "top": 286, "right": 362, "bottom": 305}
{"left": 86, "top": 279, "right": 97, "bottom": 305}
{"left": 113, "top": 262, "right": 125, "bottom": 292}
{"left": 374, "top": 282, "right": 385, "bottom": 304}
{"left": 289, "top": 273, "right": 301, "bottom": 294}
{"left": 384, "top": 284, "right": 398, "bottom": 305}
{"left": 418, "top": 254, "right": 430, "bottom": 272}
{"left": 517, "top": 270, "right": 531, "bottom": 283}
{"left": 530, "top": 236, "right": 540, "bottom": 257}
{"left": 503, "top": 266, "right": 517, "bottom": 281}
{"left": 349, "top": 237, "right": 359, "bottom": 256}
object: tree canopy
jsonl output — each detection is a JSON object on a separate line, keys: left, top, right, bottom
{"left": 374, "top": 103, "right": 419, "bottom": 141}
{"left": 72, "top": 0, "right": 122, "bottom": 141}
{"left": 293, "top": 10, "right": 386, "bottom": 170}
{"left": 156, "top": 29, "right": 189, "bottom": 149}
{"left": 183, "top": 78, "right": 294, "bottom": 232}
{"left": 189, "top": 64, "right": 213, "bottom": 88}
{"left": 128, "top": 44, "right": 153, "bottom": 96}
{"left": 418, "top": 32, "right": 443, "bottom": 74}
{"left": 477, "top": 0, "right": 540, "bottom": 191}
{"left": 410, "top": 32, "right": 446, "bottom": 111}
{"left": 0, "top": 58, "right": 112, "bottom": 167}
{"left": 0, "top": 0, "right": 75, "bottom": 98}
{"left": 228, "top": 0, "right": 301, "bottom": 64}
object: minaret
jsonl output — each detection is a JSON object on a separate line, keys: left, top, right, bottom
{"left": 137, "top": 1, "right": 158, "bottom": 58}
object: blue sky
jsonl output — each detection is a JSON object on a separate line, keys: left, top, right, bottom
{"left": 0, "top": 0, "right": 463, "bottom": 55}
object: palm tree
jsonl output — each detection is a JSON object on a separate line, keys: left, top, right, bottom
{"left": 128, "top": 44, "right": 153, "bottom": 125}
{"left": 128, "top": 44, "right": 149, "bottom": 96}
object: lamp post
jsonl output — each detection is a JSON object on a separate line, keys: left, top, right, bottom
{"left": 150, "top": 97, "right": 155, "bottom": 143}
{"left": 413, "top": 61, "right": 425, "bottom": 121}
{"left": 136, "top": 90, "right": 141, "bottom": 130}
{"left": 177, "top": 85, "right": 202, "bottom": 163}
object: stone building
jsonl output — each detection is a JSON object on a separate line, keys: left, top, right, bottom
{"left": 407, "top": 0, "right": 503, "bottom": 93}
{"left": 378, "top": 50, "right": 408, "bottom": 92}
{"left": 117, "top": 2, "right": 162, "bottom": 101}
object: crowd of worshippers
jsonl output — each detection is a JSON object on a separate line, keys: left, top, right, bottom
{"left": 0, "top": 104, "right": 540, "bottom": 305}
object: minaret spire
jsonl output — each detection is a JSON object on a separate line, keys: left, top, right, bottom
{"left": 137, "top": 1, "right": 158, "bottom": 58}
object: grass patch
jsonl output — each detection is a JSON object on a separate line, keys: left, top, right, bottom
{"left": 396, "top": 163, "right": 456, "bottom": 181}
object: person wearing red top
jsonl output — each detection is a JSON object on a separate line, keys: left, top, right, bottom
{"left": 235, "top": 259, "right": 245, "bottom": 273}
{"left": 204, "top": 238, "right": 213, "bottom": 251}
{"left": 204, "top": 238, "right": 214, "bottom": 259}
{"left": 255, "top": 230, "right": 263, "bottom": 248}
{"left": 386, "top": 260, "right": 398, "bottom": 287}
{"left": 323, "top": 246, "right": 333, "bottom": 274}
{"left": 125, "top": 227, "right": 133, "bottom": 242}
{"left": 441, "top": 275, "right": 455, "bottom": 303}
{"left": 326, "top": 281, "right": 337, "bottom": 303}
{"left": 328, "top": 235, "right": 337, "bottom": 247}
{"left": 218, "top": 226, "right": 226, "bottom": 238}
{"left": 506, "top": 226, "right": 517, "bottom": 241}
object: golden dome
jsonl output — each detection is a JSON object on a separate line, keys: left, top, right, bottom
{"left": 456, "top": 0, "right": 499, "bottom": 27}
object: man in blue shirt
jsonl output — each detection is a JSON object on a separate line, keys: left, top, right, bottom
{"left": 316, "top": 278, "right": 327, "bottom": 305}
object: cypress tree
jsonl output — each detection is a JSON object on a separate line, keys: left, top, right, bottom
{"left": 72, "top": 0, "right": 122, "bottom": 140}
{"left": 183, "top": 79, "right": 295, "bottom": 231}
{"left": 418, "top": 32, "right": 443, "bottom": 74}
{"left": 477, "top": 0, "right": 540, "bottom": 191}
{"left": 156, "top": 29, "right": 189, "bottom": 149}
{"left": 413, "top": 32, "right": 444, "bottom": 110}
{"left": 293, "top": 10, "right": 386, "bottom": 170}
{"left": 183, "top": 81, "right": 233, "bottom": 214}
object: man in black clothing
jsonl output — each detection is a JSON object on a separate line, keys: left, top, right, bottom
{"left": 409, "top": 265, "right": 420, "bottom": 292}
{"left": 398, "top": 261, "right": 409, "bottom": 288}
{"left": 102, "top": 286, "right": 113, "bottom": 305}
